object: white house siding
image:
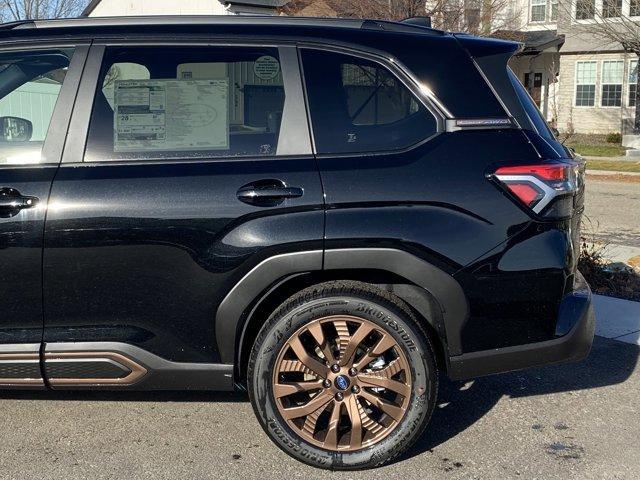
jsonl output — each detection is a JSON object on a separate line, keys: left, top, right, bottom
{"left": 88, "top": 0, "right": 229, "bottom": 16}
{"left": 557, "top": 52, "right": 636, "bottom": 134}
{"left": 509, "top": 0, "right": 558, "bottom": 31}
{"left": 87, "top": 0, "right": 279, "bottom": 16}
{"left": 0, "top": 81, "right": 61, "bottom": 141}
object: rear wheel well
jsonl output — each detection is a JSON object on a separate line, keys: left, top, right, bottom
{"left": 236, "top": 269, "right": 448, "bottom": 388}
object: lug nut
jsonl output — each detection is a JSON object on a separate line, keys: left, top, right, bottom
{"left": 348, "top": 367, "right": 357, "bottom": 377}
{"left": 323, "top": 379, "right": 331, "bottom": 388}
{"left": 331, "top": 364, "right": 340, "bottom": 373}
{"left": 335, "top": 392, "right": 344, "bottom": 401}
{"left": 351, "top": 385, "right": 360, "bottom": 394}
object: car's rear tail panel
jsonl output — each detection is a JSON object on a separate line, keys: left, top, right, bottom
{"left": 447, "top": 34, "right": 588, "bottom": 354}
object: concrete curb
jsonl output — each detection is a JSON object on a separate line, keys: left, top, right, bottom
{"left": 586, "top": 169, "right": 640, "bottom": 177}
{"left": 584, "top": 155, "right": 640, "bottom": 163}
{"left": 594, "top": 294, "right": 640, "bottom": 346}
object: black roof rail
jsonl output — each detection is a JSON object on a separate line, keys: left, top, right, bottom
{"left": 361, "top": 18, "right": 443, "bottom": 35}
{"left": 400, "top": 16, "right": 432, "bottom": 28}
{"left": 0, "top": 19, "right": 36, "bottom": 30}
{"left": 0, "top": 15, "right": 445, "bottom": 36}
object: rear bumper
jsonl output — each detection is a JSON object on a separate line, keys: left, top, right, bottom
{"left": 448, "top": 272, "right": 595, "bottom": 380}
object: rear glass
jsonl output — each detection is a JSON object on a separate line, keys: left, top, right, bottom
{"left": 508, "top": 68, "right": 555, "bottom": 141}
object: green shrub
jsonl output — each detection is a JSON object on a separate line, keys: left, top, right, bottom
{"left": 606, "top": 132, "right": 622, "bottom": 144}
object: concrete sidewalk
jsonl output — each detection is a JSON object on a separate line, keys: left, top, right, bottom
{"left": 594, "top": 294, "right": 640, "bottom": 346}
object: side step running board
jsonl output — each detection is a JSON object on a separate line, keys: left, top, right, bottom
{"left": 0, "top": 342, "right": 234, "bottom": 391}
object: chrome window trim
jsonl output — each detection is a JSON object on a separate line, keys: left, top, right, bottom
{"left": 63, "top": 42, "right": 313, "bottom": 164}
{"left": 298, "top": 42, "right": 449, "bottom": 128}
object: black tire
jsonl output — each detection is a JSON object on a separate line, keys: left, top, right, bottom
{"left": 248, "top": 280, "right": 438, "bottom": 470}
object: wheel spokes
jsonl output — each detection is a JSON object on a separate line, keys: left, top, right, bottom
{"left": 359, "top": 389, "right": 406, "bottom": 422}
{"left": 274, "top": 380, "right": 324, "bottom": 399}
{"left": 277, "top": 359, "right": 315, "bottom": 375}
{"left": 323, "top": 402, "right": 342, "bottom": 449}
{"left": 352, "top": 331, "right": 396, "bottom": 371}
{"left": 338, "top": 322, "right": 375, "bottom": 367}
{"left": 281, "top": 390, "right": 333, "bottom": 421}
{"left": 302, "top": 401, "right": 331, "bottom": 437}
{"left": 333, "top": 319, "right": 351, "bottom": 361}
{"left": 357, "top": 357, "right": 411, "bottom": 397}
{"left": 358, "top": 375, "right": 410, "bottom": 397}
{"left": 345, "top": 395, "right": 363, "bottom": 449}
{"left": 287, "top": 336, "right": 328, "bottom": 379}
{"left": 273, "top": 315, "right": 413, "bottom": 452}
{"left": 306, "top": 322, "right": 335, "bottom": 363}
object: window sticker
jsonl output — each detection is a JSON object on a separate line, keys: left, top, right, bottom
{"left": 253, "top": 56, "right": 280, "bottom": 80}
{"left": 113, "top": 79, "right": 229, "bottom": 152}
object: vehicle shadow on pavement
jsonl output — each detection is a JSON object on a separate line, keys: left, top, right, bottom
{"left": 400, "top": 336, "right": 639, "bottom": 463}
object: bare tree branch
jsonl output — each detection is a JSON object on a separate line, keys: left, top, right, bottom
{"left": 1, "top": 0, "right": 87, "bottom": 20}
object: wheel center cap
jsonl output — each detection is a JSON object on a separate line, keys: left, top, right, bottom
{"left": 334, "top": 375, "right": 350, "bottom": 391}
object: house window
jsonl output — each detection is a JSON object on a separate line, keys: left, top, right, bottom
{"left": 601, "top": 60, "right": 623, "bottom": 107}
{"left": 531, "top": 0, "right": 546, "bottom": 21}
{"left": 602, "top": 0, "right": 622, "bottom": 17}
{"left": 631, "top": 0, "right": 640, "bottom": 16}
{"left": 575, "top": 61, "right": 596, "bottom": 106}
{"left": 575, "top": 0, "right": 595, "bottom": 19}
{"left": 550, "top": 0, "right": 558, "bottom": 20}
{"left": 629, "top": 60, "right": 638, "bottom": 107}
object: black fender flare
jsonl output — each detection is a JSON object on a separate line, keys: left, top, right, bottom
{"left": 216, "top": 250, "right": 323, "bottom": 364}
{"left": 214, "top": 248, "right": 468, "bottom": 366}
{"left": 324, "top": 248, "right": 468, "bottom": 355}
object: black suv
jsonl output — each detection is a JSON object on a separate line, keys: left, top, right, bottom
{"left": 0, "top": 15, "right": 594, "bottom": 470}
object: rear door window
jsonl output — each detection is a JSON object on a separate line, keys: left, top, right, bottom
{"left": 85, "top": 47, "right": 291, "bottom": 162}
{"left": 301, "top": 49, "right": 437, "bottom": 155}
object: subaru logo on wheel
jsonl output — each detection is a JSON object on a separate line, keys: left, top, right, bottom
{"left": 335, "top": 375, "right": 350, "bottom": 391}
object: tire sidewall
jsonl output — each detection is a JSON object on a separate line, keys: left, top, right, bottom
{"left": 249, "top": 292, "right": 437, "bottom": 470}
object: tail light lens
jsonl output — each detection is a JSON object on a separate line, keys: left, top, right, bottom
{"left": 491, "top": 162, "right": 579, "bottom": 217}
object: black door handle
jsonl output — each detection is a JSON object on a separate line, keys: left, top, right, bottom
{"left": 0, "top": 188, "right": 38, "bottom": 211}
{"left": 237, "top": 180, "right": 304, "bottom": 206}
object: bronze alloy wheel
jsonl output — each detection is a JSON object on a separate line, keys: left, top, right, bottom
{"left": 272, "top": 314, "right": 412, "bottom": 452}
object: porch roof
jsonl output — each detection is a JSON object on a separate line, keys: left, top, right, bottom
{"left": 492, "top": 30, "right": 565, "bottom": 55}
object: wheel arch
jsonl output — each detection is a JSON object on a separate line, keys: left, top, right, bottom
{"left": 214, "top": 248, "right": 469, "bottom": 386}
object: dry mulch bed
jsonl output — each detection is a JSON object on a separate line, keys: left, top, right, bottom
{"left": 579, "top": 241, "right": 640, "bottom": 302}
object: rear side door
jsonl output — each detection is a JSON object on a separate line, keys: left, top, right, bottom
{"left": 0, "top": 44, "right": 86, "bottom": 384}
{"left": 42, "top": 43, "right": 322, "bottom": 386}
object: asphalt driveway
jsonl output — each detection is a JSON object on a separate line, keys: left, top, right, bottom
{"left": 0, "top": 336, "right": 637, "bottom": 480}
